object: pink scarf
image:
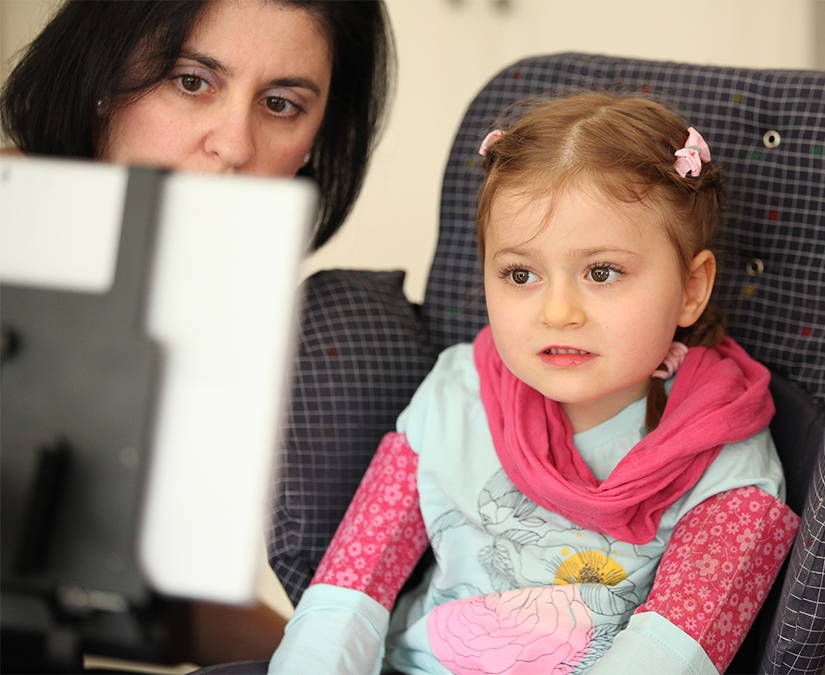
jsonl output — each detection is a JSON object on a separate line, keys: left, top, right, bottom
{"left": 474, "top": 326, "right": 774, "bottom": 544}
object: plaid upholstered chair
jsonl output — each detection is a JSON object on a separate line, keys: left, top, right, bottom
{"left": 267, "top": 54, "right": 825, "bottom": 674}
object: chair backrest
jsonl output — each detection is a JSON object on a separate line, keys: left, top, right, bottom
{"left": 758, "top": 374, "right": 825, "bottom": 674}
{"left": 424, "top": 53, "right": 825, "bottom": 391}
{"left": 269, "top": 53, "right": 825, "bottom": 674}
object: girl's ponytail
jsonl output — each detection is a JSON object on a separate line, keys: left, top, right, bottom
{"left": 645, "top": 378, "right": 668, "bottom": 433}
{"left": 679, "top": 304, "right": 727, "bottom": 349}
{"left": 644, "top": 304, "right": 727, "bottom": 431}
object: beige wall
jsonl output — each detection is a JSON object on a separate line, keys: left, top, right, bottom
{"left": 0, "top": 0, "right": 60, "bottom": 83}
{"left": 3, "top": 0, "right": 822, "bottom": 302}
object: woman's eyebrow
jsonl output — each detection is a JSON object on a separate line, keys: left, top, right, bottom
{"left": 178, "top": 49, "right": 321, "bottom": 96}
{"left": 179, "top": 49, "right": 228, "bottom": 75}
{"left": 268, "top": 77, "right": 321, "bottom": 96}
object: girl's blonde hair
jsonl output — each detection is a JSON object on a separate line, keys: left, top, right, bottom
{"left": 477, "top": 92, "right": 726, "bottom": 431}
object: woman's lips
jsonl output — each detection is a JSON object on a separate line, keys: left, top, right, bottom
{"left": 538, "top": 346, "right": 597, "bottom": 367}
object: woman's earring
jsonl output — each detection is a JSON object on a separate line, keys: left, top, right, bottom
{"left": 302, "top": 152, "right": 311, "bottom": 167}
{"left": 96, "top": 98, "right": 107, "bottom": 115}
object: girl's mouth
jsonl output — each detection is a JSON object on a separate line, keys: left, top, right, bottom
{"left": 539, "top": 347, "right": 596, "bottom": 367}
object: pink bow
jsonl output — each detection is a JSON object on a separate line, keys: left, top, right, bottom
{"left": 674, "top": 127, "right": 711, "bottom": 177}
{"left": 652, "top": 341, "right": 689, "bottom": 379}
{"left": 478, "top": 129, "right": 504, "bottom": 156}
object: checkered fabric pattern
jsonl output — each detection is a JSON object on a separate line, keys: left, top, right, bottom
{"left": 761, "top": 375, "right": 825, "bottom": 674}
{"left": 765, "top": 444, "right": 825, "bottom": 674}
{"left": 268, "top": 270, "right": 438, "bottom": 601}
{"left": 267, "top": 53, "right": 825, "bottom": 671}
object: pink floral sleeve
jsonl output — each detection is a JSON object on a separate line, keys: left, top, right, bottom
{"left": 635, "top": 486, "right": 800, "bottom": 672}
{"left": 310, "top": 432, "right": 429, "bottom": 611}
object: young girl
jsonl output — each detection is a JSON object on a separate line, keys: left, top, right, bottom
{"left": 269, "top": 92, "right": 799, "bottom": 674}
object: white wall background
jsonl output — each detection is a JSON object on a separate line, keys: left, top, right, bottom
{"left": 2, "top": 0, "right": 823, "bottom": 620}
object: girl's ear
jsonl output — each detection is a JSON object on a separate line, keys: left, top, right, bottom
{"left": 678, "top": 249, "right": 716, "bottom": 327}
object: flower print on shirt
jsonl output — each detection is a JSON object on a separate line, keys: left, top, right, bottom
{"left": 427, "top": 585, "right": 624, "bottom": 675}
{"left": 428, "top": 468, "right": 655, "bottom": 617}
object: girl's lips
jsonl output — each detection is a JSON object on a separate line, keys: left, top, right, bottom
{"left": 538, "top": 347, "right": 596, "bottom": 368}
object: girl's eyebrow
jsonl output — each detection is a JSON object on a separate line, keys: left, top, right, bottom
{"left": 491, "top": 245, "right": 534, "bottom": 259}
{"left": 178, "top": 49, "right": 322, "bottom": 96}
{"left": 492, "top": 245, "right": 640, "bottom": 259}
{"left": 570, "top": 247, "right": 641, "bottom": 258}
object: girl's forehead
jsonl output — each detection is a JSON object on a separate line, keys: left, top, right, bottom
{"left": 485, "top": 182, "right": 668, "bottom": 253}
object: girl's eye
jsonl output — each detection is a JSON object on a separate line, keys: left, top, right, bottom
{"left": 587, "top": 264, "right": 623, "bottom": 284}
{"left": 264, "top": 96, "right": 302, "bottom": 117}
{"left": 508, "top": 268, "right": 538, "bottom": 285}
{"left": 173, "top": 73, "right": 210, "bottom": 95}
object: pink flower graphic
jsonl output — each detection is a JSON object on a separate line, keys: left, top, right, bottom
{"left": 739, "top": 597, "right": 756, "bottom": 624}
{"left": 428, "top": 586, "right": 594, "bottom": 674}
{"left": 736, "top": 528, "right": 755, "bottom": 551}
{"left": 696, "top": 553, "right": 719, "bottom": 577}
{"left": 334, "top": 569, "right": 358, "bottom": 587}
{"left": 718, "top": 611, "right": 734, "bottom": 635}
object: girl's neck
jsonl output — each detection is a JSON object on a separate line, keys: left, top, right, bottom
{"left": 561, "top": 380, "right": 651, "bottom": 433}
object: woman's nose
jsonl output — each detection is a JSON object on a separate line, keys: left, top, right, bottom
{"left": 202, "top": 103, "right": 255, "bottom": 171}
{"left": 540, "top": 283, "right": 586, "bottom": 328}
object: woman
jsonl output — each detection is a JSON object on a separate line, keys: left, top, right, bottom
{"left": 1, "top": 0, "right": 394, "bottom": 251}
{"left": 1, "top": 0, "right": 395, "bottom": 666}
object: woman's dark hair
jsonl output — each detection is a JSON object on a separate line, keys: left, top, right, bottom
{"left": 0, "top": 0, "right": 395, "bottom": 251}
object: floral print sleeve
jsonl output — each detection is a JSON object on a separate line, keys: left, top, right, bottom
{"left": 311, "top": 431, "right": 429, "bottom": 609}
{"left": 269, "top": 433, "right": 428, "bottom": 675}
{"left": 591, "top": 485, "right": 799, "bottom": 674}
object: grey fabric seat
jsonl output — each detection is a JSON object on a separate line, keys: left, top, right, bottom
{"left": 268, "top": 53, "right": 825, "bottom": 674}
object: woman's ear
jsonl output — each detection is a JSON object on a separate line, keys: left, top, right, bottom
{"left": 678, "top": 249, "right": 716, "bottom": 327}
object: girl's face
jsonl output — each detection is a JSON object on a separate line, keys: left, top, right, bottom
{"left": 101, "top": 0, "right": 331, "bottom": 176}
{"left": 483, "top": 183, "right": 714, "bottom": 433}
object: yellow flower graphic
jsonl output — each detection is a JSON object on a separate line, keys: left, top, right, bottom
{"left": 554, "top": 550, "right": 628, "bottom": 586}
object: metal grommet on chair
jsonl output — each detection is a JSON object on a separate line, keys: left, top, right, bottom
{"left": 762, "top": 130, "right": 781, "bottom": 148}
{"left": 746, "top": 258, "right": 765, "bottom": 276}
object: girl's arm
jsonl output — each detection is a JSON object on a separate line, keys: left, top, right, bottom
{"left": 268, "top": 432, "right": 428, "bottom": 674}
{"left": 590, "top": 485, "right": 800, "bottom": 674}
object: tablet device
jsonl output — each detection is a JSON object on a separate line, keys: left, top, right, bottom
{"left": 1, "top": 155, "right": 315, "bottom": 614}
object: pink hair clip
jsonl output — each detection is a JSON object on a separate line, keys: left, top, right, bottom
{"left": 478, "top": 129, "right": 504, "bottom": 156}
{"left": 652, "top": 341, "right": 689, "bottom": 379}
{"left": 674, "top": 127, "right": 711, "bottom": 177}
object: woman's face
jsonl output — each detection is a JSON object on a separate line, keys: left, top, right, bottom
{"left": 101, "top": 0, "right": 332, "bottom": 176}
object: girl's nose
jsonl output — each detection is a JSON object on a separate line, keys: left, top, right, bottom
{"left": 540, "top": 283, "right": 586, "bottom": 328}
{"left": 202, "top": 103, "right": 255, "bottom": 172}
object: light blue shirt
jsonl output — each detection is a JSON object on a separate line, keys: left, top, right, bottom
{"left": 270, "top": 343, "right": 784, "bottom": 675}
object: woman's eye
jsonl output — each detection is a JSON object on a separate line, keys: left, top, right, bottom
{"left": 264, "top": 96, "right": 301, "bottom": 117}
{"left": 175, "top": 74, "right": 208, "bottom": 94}
{"left": 509, "top": 268, "right": 537, "bottom": 285}
{"left": 588, "top": 265, "right": 622, "bottom": 284}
